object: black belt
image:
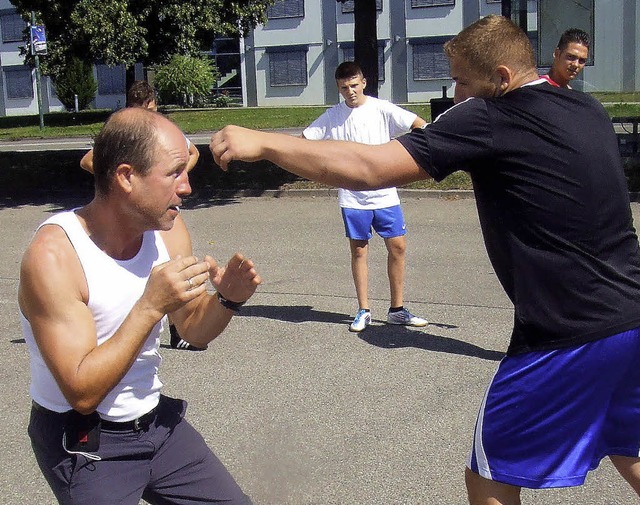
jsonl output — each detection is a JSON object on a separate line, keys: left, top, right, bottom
{"left": 101, "top": 407, "right": 158, "bottom": 431}
{"left": 32, "top": 401, "right": 158, "bottom": 432}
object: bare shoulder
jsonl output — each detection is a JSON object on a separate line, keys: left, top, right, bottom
{"left": 159, "top": 213, "right": 193, "bottom": 259}
{"left": 22, "top": 224, "right": 78, "bottom": 274}
{"left": 19, "top": 224, "right": 86, "bottom": 316}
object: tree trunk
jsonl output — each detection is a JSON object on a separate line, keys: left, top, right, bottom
{"left": 353, "top": 0, "right": 378, "bottom": 97}
{"left": 125, "top": 66, "right": 137, "bottom": 104}
{"left": 501, "top": 0, "right": 511, "bottom": 18}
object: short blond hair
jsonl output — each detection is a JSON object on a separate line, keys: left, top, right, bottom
{"left": 444, "top": 15, "right": 536, "bottom": 79}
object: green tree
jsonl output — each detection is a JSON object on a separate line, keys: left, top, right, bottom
{"left": 12, "top": 0, "right": 274, "bottom": 82}
{"left": 52, "top": 57, "right": 98, "bottom": 110}
{"left": 153, "top": 54, "right": 218, "bottom": 107}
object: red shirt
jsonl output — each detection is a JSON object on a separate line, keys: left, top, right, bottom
{"left": 540, "top": 74, "right": 560, "bottom": 87}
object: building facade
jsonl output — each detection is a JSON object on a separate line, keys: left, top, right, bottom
{"left": 0, "top": 0, "right": 138, "bottom": 116}
{"left": 0, "top": 0, "right": 638, "bottom": 116}
{"left": 242, "top": 0, "right": 639, "bottom": 106}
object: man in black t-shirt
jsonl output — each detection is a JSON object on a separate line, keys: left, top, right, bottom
{"left": 210, "top": 15, "right": 640, "bottom": 505}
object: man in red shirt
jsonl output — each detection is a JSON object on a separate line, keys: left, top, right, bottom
{"left": 542, "top": 28, "right": 589, "bottom": 88}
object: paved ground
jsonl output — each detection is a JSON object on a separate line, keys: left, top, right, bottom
{"left": 0, "top": 194, "right": 638, "bottom": 504}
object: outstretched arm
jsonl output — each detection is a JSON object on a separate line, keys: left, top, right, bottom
{"left": 210, "top": 126, "right": 430, "bottom": 190}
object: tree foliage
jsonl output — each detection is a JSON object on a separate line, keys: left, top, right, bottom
{"left": 52, "top": 57, "right": 98, "bottom": 111}
{"left": 153, "top": 54, "right": 218, "bottom": 107}
{"left": 11, "top": 0, "right": 274, "bottom": 78}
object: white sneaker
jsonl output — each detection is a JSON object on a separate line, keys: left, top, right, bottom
{"left": 349, "top": 309, "right": 371, "bottom": 332}
{"left": 386, "top": 308, "right": 428, "bottom": 327}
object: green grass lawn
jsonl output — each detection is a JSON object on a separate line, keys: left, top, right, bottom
{"left": 0, "top": 95, "right": 638, "bottom": 140}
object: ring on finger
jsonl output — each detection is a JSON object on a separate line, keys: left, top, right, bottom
{"left": 187, "top": 278, "right": 193, "bottom": 289}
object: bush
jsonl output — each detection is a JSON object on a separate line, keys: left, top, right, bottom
{"left": 52, "top": 58, "right": 98, "bottom": 111}
{"left": 212, "top": 92, "right": 232, "bottom": 108}
{"left": 153, "top": 54, "right": 219, "bottom": 107}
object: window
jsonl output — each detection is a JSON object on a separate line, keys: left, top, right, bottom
{"left": 411, "top": 0, "right": 454, "bottom": 7}
{"left": 1, "top": 12, "right": 26, "bottom": 43}
{"left": 96, "top": 64, "right": 126, "bottom": 95}
{"left": 268, "top": 48, "right": 307, "bottom": 86}
{"left": 341, "top": 0, "right": 383, "bottom": 14}
{"left": 267, "top": 0, "right": 304, "bottom": 19}
{"left": 412, "top": 38, "right": 451, "bottom": 80}
{"left": 342, "top": 44, "right": 385, "bottom": 82}
{"left": 486, "top": 0, "right": 501, "bottom": 3}
{"left": 5, "top": 67, "right": 33, "bottom": 99}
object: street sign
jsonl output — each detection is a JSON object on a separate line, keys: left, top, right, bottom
{"left": 30, "top": 25, "right": 47, "bottom": 56}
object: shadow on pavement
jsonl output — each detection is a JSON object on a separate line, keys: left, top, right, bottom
{"left": 237, "top": 304, "right": 504, "bottom": 361}
{"left": 358, "top": 323, "right": 505, "bottom": 361}
{"left": 240, "top": 304, "right": 352, "bottom": 325}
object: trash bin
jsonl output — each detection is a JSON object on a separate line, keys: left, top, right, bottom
{"left": 429, "top": 86, "right": 454, "bottom": 120}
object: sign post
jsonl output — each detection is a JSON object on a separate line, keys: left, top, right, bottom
{"left": 30, "top": 12, "right": 46, "bottom": 129}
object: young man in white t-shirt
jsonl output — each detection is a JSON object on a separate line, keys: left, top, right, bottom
{"left": 303, "top": 62, "right": 428, "bottom": 332}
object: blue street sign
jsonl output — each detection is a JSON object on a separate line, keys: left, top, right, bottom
{"left": 30, "top": 25, "right": 47, "bottom": 55}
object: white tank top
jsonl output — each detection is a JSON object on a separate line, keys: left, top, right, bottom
{"left": 21, "top": 210, "right": 169, "bottom": 421}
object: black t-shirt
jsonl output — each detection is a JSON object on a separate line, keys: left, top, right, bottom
{"left": 397, "top": 83, "right": 640, "bottom": 355}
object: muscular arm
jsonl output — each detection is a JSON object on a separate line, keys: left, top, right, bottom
{"left": 211, "top": 126, "right": 430, "bottom": 190}
{"left": 161, "top": 214, "right": 261, "bottom": 349}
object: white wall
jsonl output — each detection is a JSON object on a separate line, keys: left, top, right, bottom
{"left": 251, "top": 1, "right": 326, "bottom": 106}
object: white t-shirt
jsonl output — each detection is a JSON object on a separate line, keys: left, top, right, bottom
{"left": 303, "top": 96, "right": 417, "bottom": 209}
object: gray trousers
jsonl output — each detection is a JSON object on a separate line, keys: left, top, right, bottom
{"left": 29, "top": 395, "right": 252, "bottom": 505}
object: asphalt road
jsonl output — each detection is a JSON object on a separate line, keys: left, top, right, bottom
{"left": 1, "top": 194, "right": 638, "bottom": 504}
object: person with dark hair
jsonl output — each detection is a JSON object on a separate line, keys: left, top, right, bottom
{"left": 303, "top": 61, "right": 428, "bottom": 332}
{"left": 542, "top": 27, "right": 590, "bottom": 88}
{"left": 80, "top": 80, "right": 201, "bottom": 351}
{"left": 211, "top": 14, "right": 640, "bottom": 504}
{"left": 20, "top": 107, "right": 260, "bottom": 505}
{"left": 126, "top": 80, "right": 157, "bottom": 108}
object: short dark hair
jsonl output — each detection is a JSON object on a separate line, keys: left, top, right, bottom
{"left": 126, "top": 80, "right": 156, "bottom": 108}
{"left": 93, "top": 108, "right": 160, "bottom": 196}
{"left": 557, "top": 28, "right": 590, "bottom": 51}
{"left": 335, "top": 61, "right": 363, "bottom": 81}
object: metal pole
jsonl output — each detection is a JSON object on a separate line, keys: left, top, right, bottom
{"left": 31, "top": 11, "right": 44, "bottom": 130}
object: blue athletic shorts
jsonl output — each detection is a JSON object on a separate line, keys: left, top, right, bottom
{"left": 341, "top": 205, "right": 406, "bottom": 240}
{"left": 468, "top": 326, "right": 640, "bottom": 489}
